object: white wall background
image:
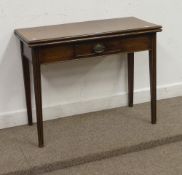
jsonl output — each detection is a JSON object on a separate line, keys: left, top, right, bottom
{"left": 0, "top": 0, "right": 182, "bottom": 129}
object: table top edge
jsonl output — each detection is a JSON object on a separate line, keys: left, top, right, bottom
{"left": 15, "top": 27, "right": 162, "bottom": 47}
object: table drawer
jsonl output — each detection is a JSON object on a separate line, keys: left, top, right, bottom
{"left": 75, "top": 35, "right": 151, "bottom": 58}
{"left": 75, "top": 40, "right": 120, "bottom": 58}
{"left": 39, "top": 34, "right": 151, "bottom": 63}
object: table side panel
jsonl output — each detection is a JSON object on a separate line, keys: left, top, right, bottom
{"left": 23, "top": 44, "right": 32, "bottom": 61}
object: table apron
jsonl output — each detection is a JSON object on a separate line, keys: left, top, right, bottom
{"left": 23, "top": 33, "right": 153, "bottom": 64}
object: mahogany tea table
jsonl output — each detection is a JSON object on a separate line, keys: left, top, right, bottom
{"left": 15, "top": 17, "right": 162, "bottom": 147}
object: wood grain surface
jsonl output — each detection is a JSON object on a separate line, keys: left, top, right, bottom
{"left": 15, "top": 17, "right": 162, "bottom": 45}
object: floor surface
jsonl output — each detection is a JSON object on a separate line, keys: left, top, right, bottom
{"left": 1, "top": 97, "right": 182, "bottom": 175}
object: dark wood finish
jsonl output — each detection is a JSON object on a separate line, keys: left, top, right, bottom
{"left": 15, "top": 17, "right": 162, "bottom": 147}
{"left": 20, "top": 42, "right": 33, "bottom": 125}
{"left": 15, "top": 17, "right": 162, "bottom": 46}
{"left": 39, "top": 44, "right": 74, "bottom": 63}
{"left": 23, "top": 44, "right": 32, "bottom": 62}
{"left": 128, "top": 53, "right": 134, "bottom": 107}
{"left": 32, "top": 48, "right": 44, "bottom": 147}
{"left": 75, "top": 34, "right": 151, "bottom": 59}
{"left": 38, "top": 34, "right": 152, "bottom": 64}
{"left": 149, "top": 33, "right": 157, "bottom": 124}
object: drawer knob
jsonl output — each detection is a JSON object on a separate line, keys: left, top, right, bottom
{"left": 93, "top": 43, "right": 105, "bottom": 54}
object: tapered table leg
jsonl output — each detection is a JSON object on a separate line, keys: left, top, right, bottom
{"left": 32, "top": 48, "right": 44, "bottom": 147}
{"left": 149, "top": 33, "right": 157, "bottom": 124}
{"left": 20, "top": 42, "right": 33, "bottom": 125}
{"left": 128, "top": 53, "right": 134, "bottom": 107}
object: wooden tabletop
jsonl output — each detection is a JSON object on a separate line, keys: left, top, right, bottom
{"left": 15, "top": 17, "right": 162, "bottom": 45}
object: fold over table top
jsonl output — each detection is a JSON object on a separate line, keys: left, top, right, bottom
{"left": 15, "top": 17, "right": 162, "bottom": 46}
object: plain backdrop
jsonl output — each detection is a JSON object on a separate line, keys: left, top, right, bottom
{"left": 0, "top": 0, "right": 182, "bottom": 128}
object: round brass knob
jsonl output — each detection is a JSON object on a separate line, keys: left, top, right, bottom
{"left": 93, "top": 43, "right": 105, "bottom": 54}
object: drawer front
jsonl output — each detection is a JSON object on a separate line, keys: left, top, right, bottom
{"left": 39, "top": 34, "right": 151, "bottom": 64}
{"left": 39, "top": 44, "right": 74, "bottom": 63}
{"left": 75, "top": 34, "right": 151, "bottom": 58}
